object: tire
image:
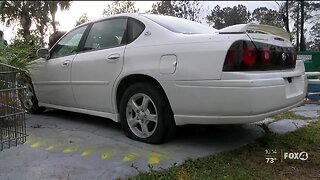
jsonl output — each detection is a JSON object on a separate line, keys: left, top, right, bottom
{"left": 119, "top": 83, "right": 176, "bottom": 144}
{"left": 18, "top": 75, "right": 44, "bottom": 114}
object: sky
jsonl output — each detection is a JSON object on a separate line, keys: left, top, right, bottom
{"left": 0, "top": 1, "right": 280, "bottom": 43}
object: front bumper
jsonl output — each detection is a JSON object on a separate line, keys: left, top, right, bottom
{"left": 161, "top": 64, "right": 307, "bottom": 125}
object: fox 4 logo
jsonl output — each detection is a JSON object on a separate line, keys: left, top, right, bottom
{"left": 284, "top": 152, "right": 308, "bottom": 161}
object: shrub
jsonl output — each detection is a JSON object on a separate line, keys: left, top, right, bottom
{"left": 0, "top": 35, "right": 40, "bottom": 72}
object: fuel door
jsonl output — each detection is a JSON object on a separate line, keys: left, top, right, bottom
{"left": 159, "top": 54, "right": 177, "bottom": 74}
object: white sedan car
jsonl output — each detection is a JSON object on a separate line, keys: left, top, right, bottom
{"left": 22, "top": 13, "right": 307, "bottom": 144}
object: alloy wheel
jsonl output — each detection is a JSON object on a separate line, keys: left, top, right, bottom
{"left": 125, "top": 93, "right": 158, "bottom": 138}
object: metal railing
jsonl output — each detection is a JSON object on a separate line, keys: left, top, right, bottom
{"left": 305, "top": 72, "right": 320, "bottom": 98}
{"left": 0, "top": 63, "right": 27, "bottom": 151}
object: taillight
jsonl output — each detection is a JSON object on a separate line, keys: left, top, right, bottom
{"left": 242, "top": 42, "right": 257, "bottom": 66}
{"left": 261, "top": 47, "right": 272, "bottom": 65}
{"left": 223, "top": 40, "right": 296, "bottom": 71}
{"left": 289, "top": 48, "right": 296, "bottom": 64}
{"left": 226, "top": 50, "right": 235, "bottom": 66}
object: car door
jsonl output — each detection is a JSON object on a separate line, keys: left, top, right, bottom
{"left": 31, "top": 25, "right": 88, "bottom": 107}
{"left": 71, "top": 18, "right": 127, "bottom": 113}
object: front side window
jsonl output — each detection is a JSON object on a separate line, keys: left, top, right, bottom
{"left": 84, "top": 18, "right": 127, "bottom": 51}
{"left": 51, "top": 25, "right": 87, "bottom": 59}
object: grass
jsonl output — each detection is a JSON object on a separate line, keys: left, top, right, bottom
{"left": 271, "top": 110, "right": 313, "bottom": 121}
{"left": 131, "top": 120, "right": 320, "bottom": 180}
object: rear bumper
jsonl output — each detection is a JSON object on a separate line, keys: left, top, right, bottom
{"left": 174, "top": 101, "right": 304, "bottom": 125}
{"left": 161, "top": 63, "right": 307, "bottom": 125}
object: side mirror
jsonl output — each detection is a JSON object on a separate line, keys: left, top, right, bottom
{"left": 37, "top": 48, "right": 50, "bottom": 59}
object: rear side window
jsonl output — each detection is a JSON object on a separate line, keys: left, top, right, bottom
{"left": 127, "top": 18, "right": 145, "bottom": 43}
{"left": 84, "top": 18, "right": 127, "bottom": 51}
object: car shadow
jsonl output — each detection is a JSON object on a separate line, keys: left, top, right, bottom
{"left": 173, "top": 124, "right": 262, "bottom": 146}
{"left": 27, "top": 109, "right": 264, "bottom": 153}
{"left": 39, "top": 108, "right": 121, "bottom": 129}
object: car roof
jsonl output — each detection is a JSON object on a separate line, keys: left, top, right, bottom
{"left": 77, "top": 13, "right": 147, "bottom": 27}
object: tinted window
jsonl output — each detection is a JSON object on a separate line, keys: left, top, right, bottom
{"left": 51, "top": 25, "right": 87, "bottom": 58}
{"left": 84, "top": 18, "right": 127, "bottom": 51}
{"left": 128, "top": 18, "right": 145, "bottom": 43}
{"left": 142, "top": 14, "right": 216, "bottom": 34}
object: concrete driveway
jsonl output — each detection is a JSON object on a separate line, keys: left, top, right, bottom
{"left": 0, "top": 104, "right": 318, "bottom": 180}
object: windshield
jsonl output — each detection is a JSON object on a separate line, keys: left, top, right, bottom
{"left": 142, "top": 14, "right": 217, "bottom": 34}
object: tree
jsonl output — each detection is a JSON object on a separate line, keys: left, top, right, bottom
{"left": 206, "top": 4, "right": 251, "bottom": 29}
{"left": 308, "top": 22, "right": 320, "bottom": 50}
{"left": 103, "top": 1, "right": 138, "bottom": 16}
{"left": 300, "top": 0, "right": 305, "bottom": 51}
{"left": 150, "top": 0, "right": 175, "bottom": 16}
{"left": 150, "top": 1, "right": 201, "bottom": 22}
{"left": 76, "top": 13, "right": 90, "bottom": 26}
{"left": 45, "top": 1, "right": 71, "bottom": 33}
{"left": 32, "top": 2, "right": 50, "bottom": 46}
{"left": 278, "top": 0, "right": 320, "bottom": 50}
{"left": 173, "top": 1, "right": 201, "bottom": 22}
{"left": 295, "top": 1, "right": 300, "bottom": 51}
{"left": 0, "top": 1, "right": 71, "bottom": 43}
{"left": 251, "top": 7, "right": 283, "bottom": 28}
{"left": 0, "top": 1, "right": 33, "bottom": 39}
{"left": 283, "top": 0, "right": 290, "bottom": 33}
{"left": 223, "top": 5, "right": 251, "bottom": 27}
{"left": 206, "top": 5, "right": 224, "bottom": 29}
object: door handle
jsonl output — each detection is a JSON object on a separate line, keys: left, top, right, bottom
{"left": 62, "top": 60, "right": 71, "bottom": 67}
{"left": 107, "top": 53, "right": 120, "bottom": 63}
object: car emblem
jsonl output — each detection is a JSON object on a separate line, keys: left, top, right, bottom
{"left": 144, "top": 31, "right": 152, "bottom": 36}
{"left": 282, "top": 53, "right": 287, "bottom": 64}
{"left": 282, "top": 53, "right": 287, "bottom": 61}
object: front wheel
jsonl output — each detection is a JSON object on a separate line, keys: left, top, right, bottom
{"left": 119, "top": 83, "right": 175, "bottom": 144}
{"left": 19, "top": 76, "right": 44, "bottom": 114}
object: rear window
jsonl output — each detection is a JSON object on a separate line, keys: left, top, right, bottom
{"left": 142, "top": 14, "right": 217, "bottom": 34}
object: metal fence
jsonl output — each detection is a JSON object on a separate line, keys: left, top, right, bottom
{"left": 0, "top": 63, "right": 27, "bottom": 151}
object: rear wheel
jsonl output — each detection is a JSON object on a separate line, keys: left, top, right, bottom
{"left": 119, "top": 83, "right": 175, "bottom": 144}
